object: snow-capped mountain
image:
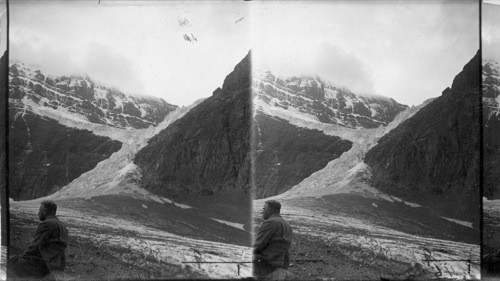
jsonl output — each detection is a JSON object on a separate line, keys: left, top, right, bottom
{"left": 483, "top": 60, "right": 500, "bottom": 101}
{"left": 8, "top": 61, "right": 179, "bottom": 200}
{"left": 9, "top": 62, "right": 178, "bottom": 130}
{"left": 253, "top": 69, "right": 408, "bottom": 129}
{"left": 254, "top": 51, "right": 481, "bottom": 227}
{"left": 252, "top": 69, "right": 409, "bottom": 198}
{"left": 483, "top": 60, "right": 500, "bottom": 199}
{"left": 9, "top": 54, "right": 253, "bottom": 279}
{"left": 252, "top": 53, "right": 480, "bottom": 279}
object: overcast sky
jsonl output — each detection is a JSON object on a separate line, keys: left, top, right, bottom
{"left": 483, "top": 1, "right": 500, "bottom": 63}
{"left": 10, "top": 1, "right": 249, "bottom": 106}
{"left": 252, "top": 1, "right": 479, "bottom": 106}
{"left": 11, "top": 1, "right": 478, "bottom": 107}
{"left": 0, "top": 1, "right": 5, "bottom": 54}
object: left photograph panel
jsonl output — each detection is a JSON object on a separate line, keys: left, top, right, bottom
{"left": 6, "top": 1, "right": 252, "bottom": 279}
{"left": 0, "top": 0, "right": 7, "bottom": 279}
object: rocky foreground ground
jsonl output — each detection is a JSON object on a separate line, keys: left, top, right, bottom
{"left": 10, "top": 194, "right": 253, "bottom": 280}
{"left": 8, "top": 192, "right": 481, "bottom": 280}
{"left": 254, "top": 194, "right": 480, "bottom": 280}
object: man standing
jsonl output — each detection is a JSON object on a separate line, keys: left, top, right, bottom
{"left": 9, "top": 200, "right": 69, "bottom": 279}
{"left": 253, "top": 200, "right": 293, "bottom": 278}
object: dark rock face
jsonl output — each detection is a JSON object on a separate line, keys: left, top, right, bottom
{"left": 0, "top": 51, "right": 8, "bottom": 245}
{"left": 365, "top": 51, "right": 480, "bottom": 225}
{"left": 9, "top": 62, "right": 178, "bottom": 129}
{"left": 9, "top": 110, "right": 122, "bottom": 200}
{"left": 483, "top": 61, "right": 500, "bottom": 199}
{"left": 253, "top": 113, "right": 352, "bottom": 198}
{"left": 253, "top": 71, "right": 408, "bottom": 129}
{"left": 134, "top": 52, "right": 252, "bottom": 199}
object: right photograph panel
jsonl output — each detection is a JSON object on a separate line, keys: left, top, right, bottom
{"left": 482, "top": 0, "right": 500, "bottom": 279}
{"left": 251, "top": 1, "right": 480, "bottom": 280}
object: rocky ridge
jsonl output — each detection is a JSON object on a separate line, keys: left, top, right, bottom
{"left": 364, "top": 51, "right": 481, "bottom": 225}
{"left": 9, "top": 62, "right": 178, "bottom": 130}
{"left": 253, "top": 69, "right": 408, "bottom": 129}
{"left": 134, "top": 51, "right": 252, "bottom": 201}
{"left": 483, "top": 60, "right": 500, "bottom": 199}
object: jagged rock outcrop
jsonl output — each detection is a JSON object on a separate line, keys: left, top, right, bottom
{"left": 253, "top": 70, "right": 408, "bottom": 129}
{"left": 253, "top": 113, "right": 352, "bottom": 198}
{"left": 483, "top": 60, "right": 500, "bottom": 199}
{"left": 9, "top": 110, "right": 122, "bottom": 200}
{"left": 365, "top": 51, "right": 481, "bottom": 225}
{"left": 9, "top": 62, "right": 178, "bottom": 129}
{"left": 133, "top": 52, "right": 252, "bottom": 199}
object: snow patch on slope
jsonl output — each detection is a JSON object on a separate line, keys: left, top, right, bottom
{"left": 211, "top": 219, "right": 246, "bottom": 231}
{"left": 441, "top": 217, "right": 473, "bottom": 229}
{"left": 42, "top": 100, "right": 204, "bottom": 202}
{"left": 265, "top": 100, "right": 430, "bottom": 199}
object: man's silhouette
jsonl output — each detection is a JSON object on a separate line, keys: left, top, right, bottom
{"left": 253, "top": 200, "right": 293, "bottom": 278}
{"left": 9, "top": 200, "right": 69, "bottom": 279}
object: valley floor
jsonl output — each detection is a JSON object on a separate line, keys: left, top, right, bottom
{"left": 9, "top": 194, "right": 253, "bottom": 280}
{"left": 8, "top": 193, "right": 481, "bottom": 280}
{"left": 254, "top": 194, "right": 480, "bottom": 280}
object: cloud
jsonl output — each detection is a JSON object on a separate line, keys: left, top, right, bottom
{"left": 483, "top": 3, "right": 500, "bottom": 62}
{"left": 313, "top": 42, "right": 374, "bottom": 94}
{"left": 255, "top": 42, "right": 374, "bottom": 95}
{"left": 83, "top": 42, "right": 144, "bottom": 94}
{"left": 11, "top": 36, "right": 144, "bottom": 95}
{"left": 10, "top": 34, "right": 77, "bottom": 75}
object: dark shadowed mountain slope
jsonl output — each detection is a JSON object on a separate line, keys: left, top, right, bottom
{"left": 364, "top": 51, "right": 480, "bottom": 225}
{"left": 483, "top": 60, "right": 500, "bottom": 199}
{"left": 134, "top": 52, "right": 252, "bottom": 202}
{"left": 9, "top": 111, "right": 122, "bottom": 200}
{"left": 1, "top": 51, "right": 7, "bottom": 246}
{"left": 253, "top": 113, "right": 352, "bottom": 199}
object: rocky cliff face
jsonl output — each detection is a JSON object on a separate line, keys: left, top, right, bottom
{"left": 253, "top": 70, "right": 408, "bottom": 129}
{"left": 9, "top": 62, "right": 178, "bottom": 129}
{"left": 253, "top": 113, "right": 352, "bottom": 198}
{"left": 133, "top": 52, "right": 252, "bottom": 200}
{"left": 9, "top": 110, "right": 122, "bottom": 200}
{"left": 483, "top": 60, "right": 500, "bottom": 199}
{"left": 1, "top": 51, "right": 8, "bottom": 245}
{"left": 364, "top": 51, "right": 481, "bottom": 225}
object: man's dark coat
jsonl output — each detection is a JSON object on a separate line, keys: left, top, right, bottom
{"left": 25, "top": 215, "right": 69, "bottom": 268}
{"left": 9, "top": 215, "right": 69, "bottom": 278}
{"left": 253, "top": 213, "right": 293, "bottom": 269}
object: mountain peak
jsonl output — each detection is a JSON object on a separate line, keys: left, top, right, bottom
{"left": 450, "top": 50, "right": 480, "bottom": 92}
{"left": 221, "top": 50, "right": 251, "bottom": 94}
{"left": 253, "top": 68, "right": 407, "bottom": 129}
